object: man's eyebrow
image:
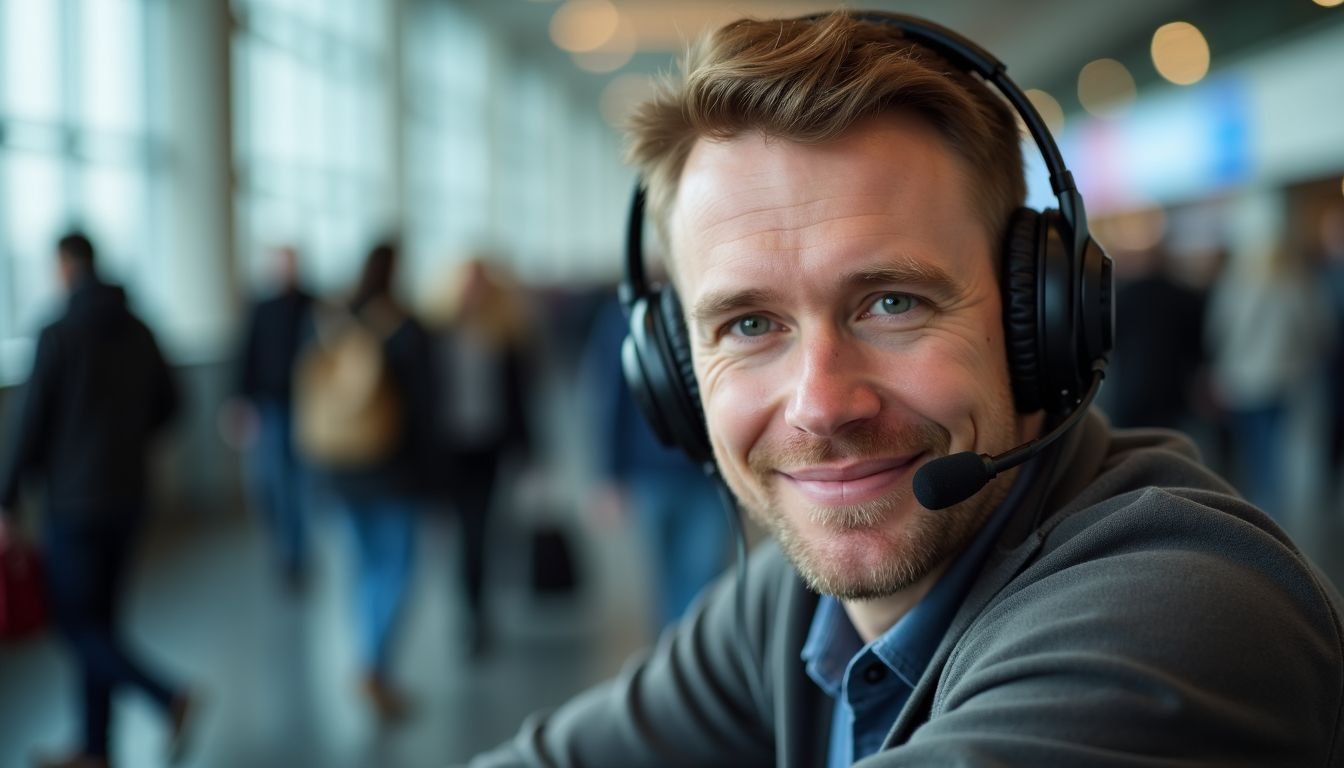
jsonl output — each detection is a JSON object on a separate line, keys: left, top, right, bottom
{"left": 690, "top": 287, "right": 780, "bottom": 323}
{"left": 844, "top": 260, "right": 959, "bottom": 296}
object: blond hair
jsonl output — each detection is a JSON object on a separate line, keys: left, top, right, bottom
{"left": 626, "top": 11, "right": 1025, "bottom": 254}
{"left": 422, "top": 256, "right": 530, "bottom": 347}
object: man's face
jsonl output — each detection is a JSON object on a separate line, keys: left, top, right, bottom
{"left": 670, "top": 116, "right": 1037, "bottom": 600}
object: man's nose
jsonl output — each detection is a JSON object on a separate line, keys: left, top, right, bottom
{"left": 783, "top": 330, "right": 881, "bottom": 438}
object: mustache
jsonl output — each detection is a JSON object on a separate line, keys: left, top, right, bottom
{"left": 748, "top": 419, "right": 951, "bottom": 477}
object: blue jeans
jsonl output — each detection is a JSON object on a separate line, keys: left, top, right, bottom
{"left": 1230, "top": 403, "right": 1286, "bottom": 520}
{"left": 44, "top": 515, "right": 178, "bottom": 757}
{"left": 248, "top": 401, "right": 309, "bottom": 578}
{"left": 344, "top": 498, "right": 417, "bottom": 676}
{"left": 629, "top": 471, "right": 731, "bottom": 630}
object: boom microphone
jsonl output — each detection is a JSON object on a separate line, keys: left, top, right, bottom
{"left": 913, "top": 364, "right": 1105, "bottom": 510}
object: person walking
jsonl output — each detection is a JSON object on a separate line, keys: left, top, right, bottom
{"left": 0, "top": 232, "right": 195, "bottom": 768}
{"left": 294, "top": 240, "right": 436, "bottom": 719}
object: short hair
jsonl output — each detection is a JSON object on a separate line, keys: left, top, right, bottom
{"left": 57, "top": 231, "right": 96, "bottom": 268}
{"left": 625, "top": 11, "right": 1026, "bottom": 257}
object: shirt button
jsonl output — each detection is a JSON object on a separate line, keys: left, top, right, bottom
{"left": 863, "top": 665, "right": 886, "bottom": 684}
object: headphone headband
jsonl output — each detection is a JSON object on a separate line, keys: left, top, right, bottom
{"left": 819, "top": 12, "right": 1085, "bottom": 241}
{"left": 620, "top": 10, "right": 1113, "bottom": 466}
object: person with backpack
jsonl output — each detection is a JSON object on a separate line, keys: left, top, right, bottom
{"left": 293, "top": 240, "right": 436, "bottom": 720}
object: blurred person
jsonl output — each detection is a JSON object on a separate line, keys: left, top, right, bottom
{"left": 580, "top": 291, "right": 729, "bottom": 631}
{"left": 293, "top": 240, "right": 436, "bottom": 719}
{"left": 423, "top": 256, "right": 533, "bottom": 658}
{"left": 229, "top": 245, "right": 314, "bottom": 591}
{"left": 1205, "top": 239, "right": 1331, "bottom": 520}
{"left": 0, "top": 232, "right": 195, "bottom": 768}
{"left": 468, "top": 12, "right": 1344, "bottom": 766}
{"left": 1319, "top": 206, "right": 1344, "bottom": 501}
{"left": 1099, "top": 245, "right": 1207, "bottom": 430}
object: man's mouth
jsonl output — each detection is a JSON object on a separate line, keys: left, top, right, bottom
{"left": 778, "top": 454, "right": 923, "bottom": 506}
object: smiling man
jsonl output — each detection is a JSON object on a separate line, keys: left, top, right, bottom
{"left": 468, "top": 11, "right": 1344, "bottom": 767}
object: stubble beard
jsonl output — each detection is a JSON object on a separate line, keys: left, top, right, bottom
{"left": 739, "top": 412, "right": 1017, "bottom": 601}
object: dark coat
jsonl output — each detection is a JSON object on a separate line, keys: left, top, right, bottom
{"left": 1, "top": 277, "right": 177, "bottom": 521}
{"left": 237, "top": 286, "right": 313, "bottom": 406}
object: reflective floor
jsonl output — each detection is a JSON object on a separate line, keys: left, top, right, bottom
{"left": 3, "top": 476, "right": 1342, "bottom": 768}
{"left": 0, "top": 508, "right": 655, "bottom": 768}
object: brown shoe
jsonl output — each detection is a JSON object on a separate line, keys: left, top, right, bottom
{"left": 34, "top": 753, "right": 109, "bottom": 768}
{"left": 359, "top": 674, "right": 411, "bottom": 722}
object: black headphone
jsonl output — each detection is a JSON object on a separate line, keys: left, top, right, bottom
{"left": 620, "top": 11, "right": 1113, "bottom": 470}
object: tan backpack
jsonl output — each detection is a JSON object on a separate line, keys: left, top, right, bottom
{"left": 293, "top": 300, "right": 403, "bottom": 468}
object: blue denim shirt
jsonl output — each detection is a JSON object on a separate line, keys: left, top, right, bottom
{"left": 801, "top": 461, "right": 1038, "bottom": 766}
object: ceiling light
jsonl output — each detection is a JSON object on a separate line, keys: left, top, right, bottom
{"left": 550, "top": 0, "right": 620, "bottom": 54}
{"left": 1313, "top": 0, "right": 1343, "bottom": 8}
{"left": 1024, "top": 89, "right": 1065, "bottom": 136}
{"left": 1078, "top": 58, "right": 1137, "bottom": 117}
{"left": 1151, "top": 21, "right": 1210, "bottom": 85}
{"left": 572, "top": 16, "right": 637, "bottom": 73}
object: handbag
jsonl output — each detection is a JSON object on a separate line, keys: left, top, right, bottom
{"left": 0, "top": 533, "right": 47, "bottom": 640}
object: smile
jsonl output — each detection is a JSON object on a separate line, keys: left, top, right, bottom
{"left": 779, "top": 455, "right": 923, "bottom": 506}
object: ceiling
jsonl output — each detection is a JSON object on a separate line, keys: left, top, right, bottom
{"left": 459, "top": 0, "right": 1344, "bottom": 122}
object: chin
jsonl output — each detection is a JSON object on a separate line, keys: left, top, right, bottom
{"left": 755, "top": 479, "right": 1000, "bottom": 600}
{"left": 803, "top": 528, "right": 936, "bottom": 599}
{"left": 763, "top": 497, "right": 938, "bottom": 599}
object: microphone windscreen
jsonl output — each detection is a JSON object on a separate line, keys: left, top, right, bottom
{"left": 913, "top": 451, "right": 991, "bottom": 510}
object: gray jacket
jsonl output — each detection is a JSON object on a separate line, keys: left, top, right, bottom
{"left": 473, "top": 412, "right": 1344, "bottom": 766}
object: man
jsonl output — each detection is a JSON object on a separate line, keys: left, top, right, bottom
{"left": 0, "top": 233, "right": 193, "bottom": 768}
{"left": 471, "top": 12, "right": 1344, "bottom": 767}
{"left": 232, "top": 245, "right": 314, "bottom": 590}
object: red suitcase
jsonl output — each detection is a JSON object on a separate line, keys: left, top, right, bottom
{"left": 0, "top": 535, "right": 47, "bottom": 640}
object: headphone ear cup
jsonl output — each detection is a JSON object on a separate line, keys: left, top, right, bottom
{"left": 620, "top": 287, "right": 712, "bottom": 465}
{"left": 656, "top": 287, "right": 711, "bottom": 463}
{"left": 1003, "top": 207, "right": 1043, "bottom": 413}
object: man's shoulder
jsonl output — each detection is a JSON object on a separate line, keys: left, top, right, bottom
{"left": 1005, "top": 417, "right": 1343, "bottom": 642}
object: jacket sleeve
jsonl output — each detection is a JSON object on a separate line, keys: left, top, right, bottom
{"left": 0, "top": 326, "right": 61, "bottom": 510}
{"left": 467, "top": 551, "right": 782, "bottom": 768}
{"left": 868, "top": 488, "right": 1344, "bottom": 767}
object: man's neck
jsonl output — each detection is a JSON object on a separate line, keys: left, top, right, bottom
{"left": 841, "top": 558, "right": 955, "bottom": 644}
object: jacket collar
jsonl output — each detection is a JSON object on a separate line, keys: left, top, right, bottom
{"left": 882, "top": 409, "right": 1111, "bottom": 747}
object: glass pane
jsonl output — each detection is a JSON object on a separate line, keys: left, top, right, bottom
{"left": 5, "top": 153, "right": 66, "bottom": 259}
{"left": 79, "top": 164, "right": 146, "bottom": 285}
{"left": 79, "top": 0, "right": 144, "bottom": 131}
{"left": 2, "top": 0, "right": 63, "bottom": 120}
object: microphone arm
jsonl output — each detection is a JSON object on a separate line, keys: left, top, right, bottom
{"left": 913, "top": 362, "right": 1106, "bottom": 510}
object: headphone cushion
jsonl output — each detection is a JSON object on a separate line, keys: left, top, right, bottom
{"left": 657, "top": 288, "right": 710, "bottom": 461}
{"left": 659, "top": 288, "right": 702, "bottom": 410}
{"left": 1003, "top": 207, "right": 1042, "bottom": 413}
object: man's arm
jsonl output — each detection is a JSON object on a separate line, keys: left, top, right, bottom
{"left": 469, "top": 547, "right": 786, "bottom": 768}
{"left": 873, "top": 488, "right": 1344, "bottom": 766}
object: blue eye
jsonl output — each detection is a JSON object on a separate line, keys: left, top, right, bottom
{"left": 870, "top": 293, "right": 916, "bottom": 315}
{"left": 733, "top": 315, "right": 772, "bottom": 337}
